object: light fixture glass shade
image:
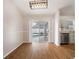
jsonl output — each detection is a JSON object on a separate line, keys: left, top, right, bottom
{"left": 29, "top": 0, "right": 48, "bottom": 9}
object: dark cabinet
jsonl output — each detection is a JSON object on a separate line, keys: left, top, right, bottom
{"left": 61, "top": 33, "right": 69, "bottom": 44}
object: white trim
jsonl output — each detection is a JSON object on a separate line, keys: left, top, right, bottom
{"left": 55, "top": 43, "right": 60, "bottom": 46}
{"left": 3, "top": 42, "right": 23, "bottom": 58}
{"left": 23, "top": 41, "right": 32, "bottom": 43}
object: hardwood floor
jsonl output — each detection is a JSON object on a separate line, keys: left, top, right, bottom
{"left": 5, "top": 43, "right": 75, "bottom": 59}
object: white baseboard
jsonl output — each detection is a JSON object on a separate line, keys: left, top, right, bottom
{"left": 48, "top": 42, "right": 54, "bottom": 44}
{"left": 3, "top": 41, "right": 23, "bottom": 58}
{"left": 55, "top": 43, "right": 60, "bottom": 46}
{"left": 23, "top": 41, "right": 32, "bottom": 44}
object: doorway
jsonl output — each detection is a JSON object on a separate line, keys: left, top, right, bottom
{"left": 32, "top": 21, "right": 48, "bottom": 43}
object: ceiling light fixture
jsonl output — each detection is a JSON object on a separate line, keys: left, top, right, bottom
{"left": 29, "top": 0, "right": 48, "bottom": 9}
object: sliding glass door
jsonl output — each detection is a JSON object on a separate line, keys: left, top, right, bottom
{"left": 32, "top": 21, "right": 48, "bottom": 43}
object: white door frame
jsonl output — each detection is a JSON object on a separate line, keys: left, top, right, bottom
{"left": 29, "top": 19, "right": 51, "bottom": 43}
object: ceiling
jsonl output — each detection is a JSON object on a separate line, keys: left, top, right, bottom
{"left": 13, "top": 0, "right": 74, "bottom": 16}
{"left": 60, "top": 4, "right": 75, "bottom": 16}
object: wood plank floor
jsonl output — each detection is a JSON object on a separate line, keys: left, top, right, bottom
{"left": 5, "top": 43, "right": 75, "bottom": 59}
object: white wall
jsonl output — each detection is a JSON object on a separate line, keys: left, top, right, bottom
{"left": 3, "top": 0, "right": 24, "bottom": 58}
{"left": 22, "top": 17, "right": 29, "bottom": 43}
{"left": 54, "top": 11, "right": 60, "bottom": 46}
